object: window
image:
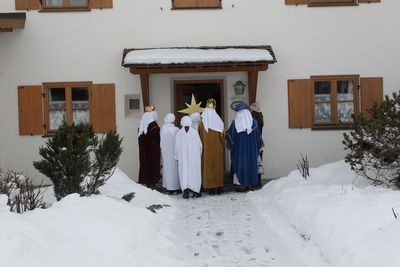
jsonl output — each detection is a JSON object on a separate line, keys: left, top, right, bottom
{"left": 172, "top": 0, "right": 222, "bottom": 9}
{"left": 285, "top": 0, "right": 380, "bottom": 7}
{"left": 15, "top": 0, "right": 113, "bottom": 12}
{"left": 18, "top": 82, "right": 116, "bottom": 136}
{"left": 42, "top": 0, "right": 89, "bottom": 10}
{"left": 44, "top": 82, "right": 91, "bottom": 132}
{"left": 312, "top": 76, "right": 358, "bottom": 126}
{"left": 288, "top": 76, "right": 383, "bottom": 129}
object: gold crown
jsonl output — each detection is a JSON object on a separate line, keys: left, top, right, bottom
{"left": 145, "top": 105, "right": 155, "bottom": 112}
{"left": 207, "top": 99, "right": 216, "bottom": 109}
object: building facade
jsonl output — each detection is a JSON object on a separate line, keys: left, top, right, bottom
{"left": 0, "top": 0, "right": 398, "bottom": 184}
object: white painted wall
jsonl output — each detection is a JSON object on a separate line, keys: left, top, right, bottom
{"left": 1, "top": 0, "right": 400, "bottom": 183}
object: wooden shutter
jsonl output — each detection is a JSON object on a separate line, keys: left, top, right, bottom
{"left": 288, "top": 79, "right": 313, "bottom": 129}
{"left": 91, "top": 84, "right": 116, "bottom": 133}
{"left": 360, "top": 77, "right": 383, "bottom": 120}
{"left": 15, "top": 0, "right": 40, "bottom": 10}
{"left": 285, "top": 0, "right": 309, "bottom": 5}
{"left": 198, "top": 0, "right": 221, "bottom": 8}
{"left": 18, "top": 85, "right": 43, "bottom": 136}
{"left": 90, "top": 0, "right": 113, "bottom": 9}
{"left": 172, "top": 0, "right": 198, "bottom": 9}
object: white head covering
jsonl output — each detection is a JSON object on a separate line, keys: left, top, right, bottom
{"left": 181, "top": 116, "right": 192, "bottom": 127}
{"left": 234, "top": 109, "right": 253, "bottom": 134}
{"left": 164, "top": 113, "right": 175, "bottom": 124}
{"left": 138, "top": 111, "right": 157, "bottom": 135}
{"left": 201, "top": 108, "right": 224, "bottom": 133}
{"left": 190, "top": 112, "right": 200, "bottom": 130}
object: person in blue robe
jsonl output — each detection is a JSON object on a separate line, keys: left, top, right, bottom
{"left": 226, "top": 102, "right": 263, "bottom": 190}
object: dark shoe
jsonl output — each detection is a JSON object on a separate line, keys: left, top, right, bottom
{"left": 235, "top": 186, "right": 246, "bottom": 193}
{"left": 183, "top": 189, "right": 190, "bottom": 199}
{"left": 208, "top": 188, "right": 216, "bottom": 196}
{"left": 217, "top": 187, "right": 224, "bottom": 195}
{"left": 193, "top": 192, "right": 202, "bottom": 198}
{"left": 174, "top": 189, "right": 182, "bottom": 195}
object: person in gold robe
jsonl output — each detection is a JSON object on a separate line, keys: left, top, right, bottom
{"left": 198, "top": 99, "right": 225, "bottom": 195}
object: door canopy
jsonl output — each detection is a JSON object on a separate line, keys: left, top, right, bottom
{"left": 121, "top": 45, "right": 277, "bottom": 108}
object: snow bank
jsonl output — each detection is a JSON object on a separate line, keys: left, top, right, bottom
{"left": 100, "top": 168, "right": 172, "bottom": 207}
{"left": 251, "top": 161, "right": 400, "bottom": 267}
{"left": 0, "top": 169, "right": 182, "bottom": 267}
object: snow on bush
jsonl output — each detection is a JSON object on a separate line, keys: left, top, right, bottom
{"left": 251, "top": 161, "right": 400, "bottom": 267}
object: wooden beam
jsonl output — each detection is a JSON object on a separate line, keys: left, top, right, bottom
{"left": 130, "top": 64, "right": 269, "bottom": 75}
{"left": 248, "top": 71, "right": 259, "bottom": 104}
{"left": 139, "top": 73, "right": 150, "bottom": 110}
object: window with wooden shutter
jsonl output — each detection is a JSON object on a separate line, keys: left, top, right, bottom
{"left": 91, "top": 83, "right": 116, "bottom": 133}
{"left": 17, "top": 0, "right": 113, "bottom": 11}
{"left": 172, "top": 0, "right": 221, "bottom": 9}
{"left": 15, "top": 0, "right": 40, "bottom": 10}
{"left": 18, "top": 85, "right": 44, "bottom": 136}
{"left": 288, "top": 75, "right": 383, "bottom": 129}
{"left": 288, "top": 79, "right": 313, "bottom": 129}
{"left": 360, "top": 77, "right": 383, "bottom": 120}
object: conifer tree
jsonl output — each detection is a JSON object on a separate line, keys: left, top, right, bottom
{"left": 34, "top": 122, "right": 123, "bottom": 200}
{"left": 343, "top": 91, "right": 400, "bottom": 187}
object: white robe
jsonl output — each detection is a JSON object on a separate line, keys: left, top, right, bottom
{"left": 174, "top": 127, "right": 203, "bottom": 193}
{"left": 160, "top": 123, "right": 180, "bottom": 191}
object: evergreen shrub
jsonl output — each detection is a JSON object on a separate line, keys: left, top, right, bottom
{"left": 34, "top": 122, "right": 123, "bottom": 200}
{"left": 343, "top": 92, "right": 400, "bottom": 187}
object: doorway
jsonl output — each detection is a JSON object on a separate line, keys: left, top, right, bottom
{"left": 173, "top": 79, "right": 224, "bottom": 125}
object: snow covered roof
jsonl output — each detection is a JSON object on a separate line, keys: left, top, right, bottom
{"left": 122, "top": 46, "right": 276, "bottom": 67}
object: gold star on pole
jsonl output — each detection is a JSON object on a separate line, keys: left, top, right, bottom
{"left": 178, "top": 94, "right": 205, "bottom": 115}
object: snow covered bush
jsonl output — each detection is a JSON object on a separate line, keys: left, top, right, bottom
{"left": 0, "top": 170, "right": 44, "bottom": 213}
{"left": 343, "top": 91, "right": 400, "bottom": 187}
{"left": 34, "top": 121, "right": 123, "bottom": 200}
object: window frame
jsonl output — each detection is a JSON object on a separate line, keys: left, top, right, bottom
{"left": 43, "top": 81, "right": 92, "bottom": 134}
{"left": 311, "top": 75, "right": 359, "bottom": 128}
{"left": 41, "top": 0, "right": 90, "bottom": 12}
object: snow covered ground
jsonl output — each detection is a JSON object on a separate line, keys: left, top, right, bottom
{"left": 1, "top": 162, "right": 400, "bottom": 267}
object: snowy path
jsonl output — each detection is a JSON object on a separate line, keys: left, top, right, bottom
{"left": 167, "top": 192, "right": 330, "bottom": 267}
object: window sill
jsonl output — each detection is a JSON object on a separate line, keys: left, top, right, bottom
{"left": 171, "top": 6, "right": 222, "bottom": 10}
{"left": 42, "top": 132, "right": 56, "bottom": 138}
{"left": 308, "top": 3, "right": 358, "bottom": 7}
{"left": 311, "top": 125, "right": 353, "bottom": 131}
{"left": 40, "top": 7, "right": 91, "bottom": 12}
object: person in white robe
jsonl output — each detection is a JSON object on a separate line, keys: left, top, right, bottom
{"left": 175, "top": 116, "right": 203, "bottom": 199}
{"left": 160, "top": 113, "right": 180, "bottom": 193}
{"left": 190, "top": 112, "right": 200, "bottom": 131}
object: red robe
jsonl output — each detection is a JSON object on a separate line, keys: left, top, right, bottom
{"left": 138, "top": 121, "right": 161, "bottom": 186}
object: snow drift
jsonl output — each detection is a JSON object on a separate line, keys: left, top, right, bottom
{"left": 251, "top": 161, "right": 400, "bottom": 267}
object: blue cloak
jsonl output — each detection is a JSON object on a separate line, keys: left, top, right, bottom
{"left": 226, "top": 120, "right": 263, "bottom": 186}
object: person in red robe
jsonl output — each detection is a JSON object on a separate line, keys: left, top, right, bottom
{"left": 138, "top": 105, "right": 161, "bottom": 188}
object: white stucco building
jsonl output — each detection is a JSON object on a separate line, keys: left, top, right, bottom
{"left": 0, "top": 0, "right": 398, "bottom": 184}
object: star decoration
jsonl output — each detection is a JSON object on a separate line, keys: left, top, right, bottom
{"left": 178, "top": 94, "right": 204, "bottom": 115}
